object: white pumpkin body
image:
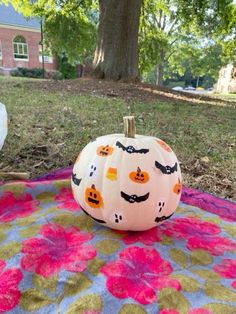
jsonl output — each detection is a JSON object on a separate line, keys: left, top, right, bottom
{"left": 72, "top": 134, "right": 182, "bottom": 231}
{"left": 0, "top": 103, "right": 7, "bottom": 150}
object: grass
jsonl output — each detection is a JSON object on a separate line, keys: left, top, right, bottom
{"left": 0, "top": 76, "right": 235, "bottom": 200}
{"left": 214, "top": 93, "right": 236, "bottom": 101}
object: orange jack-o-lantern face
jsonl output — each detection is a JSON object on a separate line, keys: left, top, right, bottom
{"left": 173, "top": 178, "right": 182, "bottom": 195}
{"left": 85, "top": 184, "right": 103, "bottom": 208}
{"left": 96, "top": 145, "right": 114, "bottom": 157}
{"left": 156, "top": 140, "right": 172, "bottom": 152}
{"left": 129, "top": 167, "right": 149, "bottom": 184}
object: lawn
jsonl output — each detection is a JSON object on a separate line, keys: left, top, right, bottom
{"left": 0, "top": 76, "right": 235, "bottom": 200}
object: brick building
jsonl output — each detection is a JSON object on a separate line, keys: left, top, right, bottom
{"left": 0, "top": 3, "right": 56, "bottom": 75}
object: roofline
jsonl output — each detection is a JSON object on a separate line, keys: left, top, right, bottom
{"left": 0, "top": 23, "right": 40, "bottom": 32}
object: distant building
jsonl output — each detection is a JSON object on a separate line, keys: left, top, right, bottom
{"left": 0, "top": 3, "right": 56, "bottom": 75}
{"left": 215, "top": 64, "right": 236, "bottom": 94}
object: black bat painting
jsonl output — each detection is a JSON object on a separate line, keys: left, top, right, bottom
{"left": 155, "top": 161, "right": 178, "bottom": 174}
{"left": 116, "top": 141, "right": 149, "bottom": 154}
{"left": 155, "top": 213, "right": 174, "bottom": 223}
{"left": 72, "top": 173, "right": 82, "bottom": 186}
{"left": 121, "top": 191, "right": 150, "bottom": 203}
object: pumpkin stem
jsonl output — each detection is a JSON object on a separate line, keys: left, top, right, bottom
{"left": 123, "top": 116, "right": 136, "bottom": 138}
{"left": 91, "top": 184, "right": 96, "bottom": 189}
{"left": 137, "top": 167, "right": 141, "bottom": 173}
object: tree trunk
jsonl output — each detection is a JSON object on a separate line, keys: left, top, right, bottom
{"left": 196, "top": 76, "right": 200, "bottom": 88}
{"left": 93, "top": 0, "right": 142, "bottom": 82}
{"left": 156, "top": 48, "right": 165, "bottom": 86}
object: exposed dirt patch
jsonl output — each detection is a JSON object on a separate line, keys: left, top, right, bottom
{"left": 25, "top": 77, "right": 236, "bottom": 107}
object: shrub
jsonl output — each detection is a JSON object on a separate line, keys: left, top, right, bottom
{"left": 51, "top": 71, "right": 64, "bottom": 80}
{"left": 10, "top": 67, "right": 45, "bottom": 78}
{"left": 56, "top": 54, "right": 76, "bottom": 79}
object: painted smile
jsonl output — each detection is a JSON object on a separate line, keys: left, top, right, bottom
{"left": 88, "top": 197, "right": 99, "bottom": 205}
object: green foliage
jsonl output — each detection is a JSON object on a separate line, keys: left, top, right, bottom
{"left": 2, "top": 0, "right": 97, "bottom": 64}
{"left": 141, "top": 68, "right": 157, "bottom": 85}
{"left": 57, "top": 53, "right": 76, "bottom": 79}
{"left": 167, "top": 39, "right": 224, "bottom": 79}
{"left": 51, "top": 71, "right": 64, "bottom": 81}
{"left": 10, "top": 67, "right": 45, "bottom": 78}
{"left": 139, "top": 0, "right": 173, "bottom": 74}
{"left": 2, "top": 0, "right": 236, "bottom": 83}
{"left": 139, "top": 0, "right": 236, "bottom": 85}
{"left": 175, "top": 0, "right": 234, "bottom": 35}
{"left": 43, "top": 2, "right": 97, "bottom": 64}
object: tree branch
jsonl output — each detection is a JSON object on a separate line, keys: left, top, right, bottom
{"left": 162, "top": 14, "right": 166, "bottom": 30}
{"left": 167, "top": 17, "right": 179, "bottom": 35}
{"left": 169, "top": 38, "right": 178, "bottom": 46}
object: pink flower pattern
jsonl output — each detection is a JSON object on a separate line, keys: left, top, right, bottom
{"left": 0, "top": 167, "right": 236, "bottom": 312}
{"left": 187, "top": 236, "right": 236, "bottom": 256}
{"left": 214, "top": 259, "right": 236, "bottom": 289}
{"left": 101, "top": 246, "right": 180, "bottom": 304}
{"left": 213, "top": 259, "right": 236, "bottom": 278}
{"left": 232, "top": 281, "right": 236, "bottom": 290}
{"left": 21, "top": 223, "right": 96, "bottom": 277}
{"left": 0, "top": 192, "right": 39, "bottom": 222}
{"left": 55, "top": 188, "right": 79, "bottom": 211}
{"left": 160, "top": 310, "right": 180, "bottom": 314}
{"left": 159, "top": 217, "right": 236, "bottom": 256}
{"left": 0, "top": 259, "right": 23, "bottom": 313}
{"left": 188, "top": 309, "right": 212, "bottom": 314}
{"left": 122, "top": 227, "right": 161, "bottom": 245}
{"left": 162, "top": 217, "right": 220, "bottom": 239}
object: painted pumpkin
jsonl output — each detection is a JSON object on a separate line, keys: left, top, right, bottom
{"left": 85, "top": 184, "right": 103, "bottom": 208}
{"left": 129, "top": 167, "right": 149, "bottom": 184}
{"left": 173, "top": 178, "right": 182, "bottom": 195}
{"left": 96, "top": 145, "right": 114, "bottom": 156}
{"left": 72, "top": 116, "right": 182, "bottom": 231}
{"left": 0, "top": 103, "right": 7, "bottom": 150}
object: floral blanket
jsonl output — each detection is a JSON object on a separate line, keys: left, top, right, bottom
{"left": 0, "top": 167, "right": 236, "bottom": 314}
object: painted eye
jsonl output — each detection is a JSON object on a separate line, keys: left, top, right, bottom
{"left": 89, "top": 192, "right": 93, "bottom": 196}
{"left": 94, "top": 193, "right": 97, "bottom": 198}
{"left": 136, "top": 173, "right": 140, "bottom": 177}
{"left": 94, "top": 167, "right": 96, "bottom": 171}
{"left": 141, "top": 174, "right": 144, "bottom": 177}
{"left": 159, "top": 202, "right": 161, "bottom": 206}
{"left": 114, "top": 213, "right": 123, "bottom": 223}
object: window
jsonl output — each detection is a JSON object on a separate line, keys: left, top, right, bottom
{"left": 38, "top": 45, "right": 53, "bottom": 64}
{"left": 13, "top": 36, "right": 28, "bottom": 60}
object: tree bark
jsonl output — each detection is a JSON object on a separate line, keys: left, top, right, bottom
{"left": 156, "top": 48, "right": 165, "bottom": 86}
{"left": 93, "top": 0, "right": 142, "bottom": 82}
